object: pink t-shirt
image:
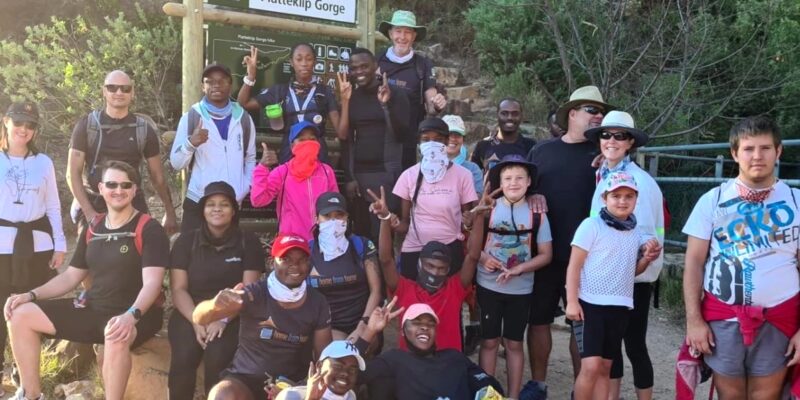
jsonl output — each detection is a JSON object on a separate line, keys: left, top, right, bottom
{"left": 393, "top": 164, "right": 478, "bottom": 252}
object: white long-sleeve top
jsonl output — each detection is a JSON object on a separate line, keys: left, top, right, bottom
{"left": 170, "top": 103, "right": 256, "bottom": 203}
{"left": 590, "top": 161, "right": 665, "bottom": 283}
{"left": 0, "top": 153, "right": 67, "bottom": 253}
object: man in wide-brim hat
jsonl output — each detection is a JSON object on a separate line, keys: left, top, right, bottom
{"left": 377, "top": 10, "right": 447, "bottom": 171}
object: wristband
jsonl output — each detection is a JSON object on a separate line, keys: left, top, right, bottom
{"left": 360, "top": 316, "right": 370, "bottom": 325}
{"left": 243, "top": 75, "right": 256, "bottom": 87}
{"left": 28, "top": 290, "right": 37, "bottom": 302}
{"left": 378, "top": 212, "right": 393, "bottom": 221}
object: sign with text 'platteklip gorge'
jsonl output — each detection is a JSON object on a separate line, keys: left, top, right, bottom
{"left": 247, "top": 0, "right": 356, "bottom": 24}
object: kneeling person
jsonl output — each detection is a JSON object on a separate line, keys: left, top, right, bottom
{"left": 276, "top": 340, "right": 365, "bottom": 400}
{"left": 4, "top": 160, "right": 169, "bottom": 400}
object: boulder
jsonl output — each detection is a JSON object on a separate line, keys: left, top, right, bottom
{"left": 445, "top": 100, "right": 472, "bottom": 117}
{"left": 433, "top": 67, "right": 460, "bottom": 87}
{"left": 96, "top": 336, "right": 175, "bottom": 400}
{"left": 471, "top": 98, "right": 495, "bottom": 113}
{"left": 447, "top": 86, "right": 480, "bottom": 103}
{"left": 56, "top": 380, "right": 95, "bottom": 399}
{"left": 464, "top": 121, "right": 490, "bottom": 141}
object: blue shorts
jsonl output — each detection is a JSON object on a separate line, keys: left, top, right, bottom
{"left": 705, "top": 321, "right": 788, "bottom": 377}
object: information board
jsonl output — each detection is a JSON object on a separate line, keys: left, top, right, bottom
{"left": 208, "top": 0, "right": 357, "bottom": 24}
{"left": 206, "top": 23, "right": 355, "bottom": 128}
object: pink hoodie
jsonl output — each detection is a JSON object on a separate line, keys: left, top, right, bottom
{"left": 250, "top": 163, "right": 339, "bottom": 240}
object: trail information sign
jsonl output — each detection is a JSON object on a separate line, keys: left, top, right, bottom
{"left": 206, "top": 24, "right": 355, "bottom": 128}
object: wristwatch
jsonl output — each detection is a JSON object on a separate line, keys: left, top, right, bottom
{"left": 127, "top": 307, "right": 142, "bottom": 321}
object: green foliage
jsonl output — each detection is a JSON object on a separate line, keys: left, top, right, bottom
{"left": 491, "top": 65, "right": 548, "bottom": 122}
{"left": 467, "top": 0, "right": 800, "bottom": 143}
{"left": 0, "top": 4, "right": 181, "bottom": 139}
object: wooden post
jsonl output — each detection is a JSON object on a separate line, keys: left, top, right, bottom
{"left": 181, "top": 0, "right": 204, "bottom": 113}
{"left": 367, "top": 0, "right": 377, "bottom": 51}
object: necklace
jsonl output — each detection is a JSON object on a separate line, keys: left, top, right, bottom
{"left": 104, "top": 210, "right": 137, "bottom": 230}
{"left": 4, "top": 150, "right": 30, "bottom": 205}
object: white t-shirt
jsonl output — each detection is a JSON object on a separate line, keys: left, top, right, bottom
{"left": 0, "top": 153, "right": 66, "bottom": 253}
{"left": 477, "top": 199, "right": 552, "bottom": 295}
{"left": 682, "top": 180, "right": 800, "bottom": 307}
{"left": 275, "top": 386, "right": 357, "bottom": 400}
{"left": 572, "top": 216, "right": 648, "bottom": 308}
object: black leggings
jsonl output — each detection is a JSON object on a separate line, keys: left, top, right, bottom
{"left": 610, "top": 282, "right": 654, "bottom": 389}
{"left": 0, "top": 251, "right": 55, "bottom": 375}
{"left": 167, "top": 312, "right": 240, "bottom": 399}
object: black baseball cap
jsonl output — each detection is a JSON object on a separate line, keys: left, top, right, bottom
{"left": 200, "top": 181, "right": 238, "bottom": 209}
{"left": 417, "top": 117, "right": 449, "bottom": 137}
{"left": 316, "top": 192, "right": 347, "bottom": 216}
{"left": 420, "top": 241, "right": 451, "bottom": 264}
{"left": 5, "top": 102, "right": 39, "bottom": 124}
{"left": 202, "top": 63, "right": 232, "bottom": 80}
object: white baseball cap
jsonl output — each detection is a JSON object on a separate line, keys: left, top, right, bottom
{"left": 319, "top": 340, "right": 366, "bottom": 371}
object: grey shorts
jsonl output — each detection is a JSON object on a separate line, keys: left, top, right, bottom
{"left": 705, "top": 320, "right": 789, "bottom": 377}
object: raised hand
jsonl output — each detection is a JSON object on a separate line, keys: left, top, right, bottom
{"left": 471, "top": 184, "right": 502, "bottom": 215}
{"left": 189, "top": 119, "right": 209, "bottom": 148}
{"left": 366, "top": 296, "right": 404, "bottom": 334}
{"left": 243, "top": 46, "right": 258, "bottom": 80}
{"left": 337, "top": 71, "right": 352, "bottom": 102}
{"left": 377, "top": 72, "right": 391, "bottom": 105}
{"left": 259, "top": 142, "right": 278, "bottom": 167}
{"left": 366, "top": 186, "right": 390, "bottom": 219}
{"left": 304, "top": 361, "right": 326, "bottom": 400}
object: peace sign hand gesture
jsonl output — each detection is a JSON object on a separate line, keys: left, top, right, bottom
{"left": 377, "top": 72, "right": 391, "bottom": 105}
{"left": 304, "top": 361, "right": 326, "bottom": 400}
{"left": 337, "top": 71, "right": 352, "bottom": 102}
{"left": 366, "top": 186, "right": 390, "bottom": 219}
{"left": 471, "top": 184, "right": 502, "bottom": 215}
{"left": 366, "top": 296, "right": 404, "bottom": 334}
{"left": 242, "top": 46, "right": 258, "bottom": 80}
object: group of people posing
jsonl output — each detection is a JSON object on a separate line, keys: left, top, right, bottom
{"left": 1, "top": 8, "right": 798, "bottom": 400}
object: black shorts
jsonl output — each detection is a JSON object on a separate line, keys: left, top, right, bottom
{"left": 529, "top": 260, "right": 567, "bottom": 325}
{"left": 477, "top": 285, "right": 531, "bottom": 341}
{"left": 37, "top": 298, "right": 162, "bottom": 348}
{"left": 572, "top": 300, "right": 629, "bottom": 360}
{"left": 221, "top": 372, "right": 268, "bottom": 399}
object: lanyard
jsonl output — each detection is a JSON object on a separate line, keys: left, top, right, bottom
{"left": 288, "top": 86, "right": 317, "bottom": 124}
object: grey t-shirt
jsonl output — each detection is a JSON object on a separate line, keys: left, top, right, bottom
{"left": 477, "top": 200, "right": 552, "bottom": 295}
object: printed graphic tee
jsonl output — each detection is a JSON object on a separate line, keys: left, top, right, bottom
{"left": 683, "top": 180, "right": 800, "bottom": 307}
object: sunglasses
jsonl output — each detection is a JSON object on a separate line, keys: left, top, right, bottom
{"left": 578, "top": 105, "right": 604, "bottom": 115}
{"left": 105, "top": 84, "right": 133, "bottom": 94}
{"left": 12, "top": 120, "right": 38, "bottom": 130}
{"left": 103, "top": 181, "right": 134, "bottom": 190}
{"left": 599, "top": 131, "right": 633, "bottom": 141}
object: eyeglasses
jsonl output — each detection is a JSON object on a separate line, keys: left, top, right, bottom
{"left": 12, "top": 120, "right": 38, "bottom": 130}
{"left": 578, "top": 105, "right": 604, "bottom": 115}
{"left": 104, "top": 84, "right": 133, "bottom": 94}
{"left": 599, "top": 131, "right": 633, "bottom": 141}
{"left": 103, "top": 181, "right": 134, "bottom": 189}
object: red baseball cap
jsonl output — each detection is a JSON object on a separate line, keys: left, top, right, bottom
{"left": 271, "top": 233, "right": 310, "bottom": 258}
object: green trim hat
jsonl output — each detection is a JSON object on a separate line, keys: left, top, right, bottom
{"left": 555, "top": 86, "right": 616, "bottom": 130}
{"left": 379, "top": 10, "right": 427, "bottom": 41}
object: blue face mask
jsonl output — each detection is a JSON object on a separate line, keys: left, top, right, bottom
{"left": 452, "top": 145, "right": 467, "bottom": 165}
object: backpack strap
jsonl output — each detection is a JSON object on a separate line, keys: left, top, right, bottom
{"left": 186, "top": 108, "right": 201, "bottom": 173}
{"left": 87, "top": 110, "right": 104, "bottom": 176}
{"left": 85, "top": 212, "right": 107, "bottom": 245}
{"left": 133, "top": 214, "right": 152, "bottom": 255}
{"left": 133, "top": 113, "right": 159, "bottom": 160}
{"left": 240, "top": 113, "right": 252, "bottom": 163}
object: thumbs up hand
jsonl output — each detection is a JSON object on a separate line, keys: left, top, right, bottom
{"left": 189, "top": 119, "right": 209, "bottom": 147}
{"left": 259, "top": 142, "right": 278, "bottom": 167}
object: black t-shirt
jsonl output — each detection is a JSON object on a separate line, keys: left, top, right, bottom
{"left": 359, "top": 348, "right": 502, "bottom": 399}
{"left": 308, "top": 235, "right": 376, "bottom": 331}
{"left": 71, "top": 213, "right": 170, "bottom": 313}
{"left": 228, "top": 280, "right": 331, "bottom": 381}
{"left": 527, "top": 138, "right": 598, "bottom": 263}
{"left": 377, "top": 51, "right": 435, "bottom": 144}
{"left": 255, "top": 83, "right": 338, "bottom": 165}
{"left": 345, "top": 83, "right": 410, "bottom": 176}
{"left": 170, "top": 228, "right": 265, "bottom": 303}
{"left": 471, "top": 132, "right": 537, "bottom": 171}
{"left": 70, "top": 111, "right": 160, "bottom": 191}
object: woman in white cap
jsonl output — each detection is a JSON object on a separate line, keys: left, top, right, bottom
{"left": 584, "top": 111, "right": 664, "bottom": 400}
{"left": 0, "top": 102, "right": 66, "bottom": 397}
{"left": 442, "top": 114, "right": 484, "bottom": 196}
{"left": 377, "top": 10, "right": 447, "bottom": 170}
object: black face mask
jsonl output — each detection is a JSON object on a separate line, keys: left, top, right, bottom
{"left": 417, "top": 262, "right": 447, "bottom": 294}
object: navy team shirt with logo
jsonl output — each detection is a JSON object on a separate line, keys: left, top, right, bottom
{"left": 227, "top": 280, "right": 331, "bottom": 382}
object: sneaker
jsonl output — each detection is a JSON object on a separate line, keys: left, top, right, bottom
{"left": 11, "top": 388, "right": 44, "bottom": 400}
{"left": 519, "top": 380, "right": 547, "bottom": 400}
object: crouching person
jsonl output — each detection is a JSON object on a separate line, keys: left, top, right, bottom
{"left": 4, "top": 160, "right": 169, "bottom": 400}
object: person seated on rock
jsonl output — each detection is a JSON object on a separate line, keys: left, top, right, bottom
{"left": 4, "top": 160, "right": 169, "bottom": 400}
{"left": 249, "top": 121, "right": 339, "bottom": 241}
{"left": 168, "top": 181, "right": 266, "bottom": 400}
{"left": 366, "top": 182, "right": 489, "bottom": 353}
{"left": 307, "top": 192, "right": 382, "bottom": 347}
{"left": 274, "top": 340, "right": 369, "bottom": 400}
{"left": 194, "top": 233, "right": 333, "bottom": 400}
{"left": 352, "top": 301, "right": 505, "bottom": 399}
